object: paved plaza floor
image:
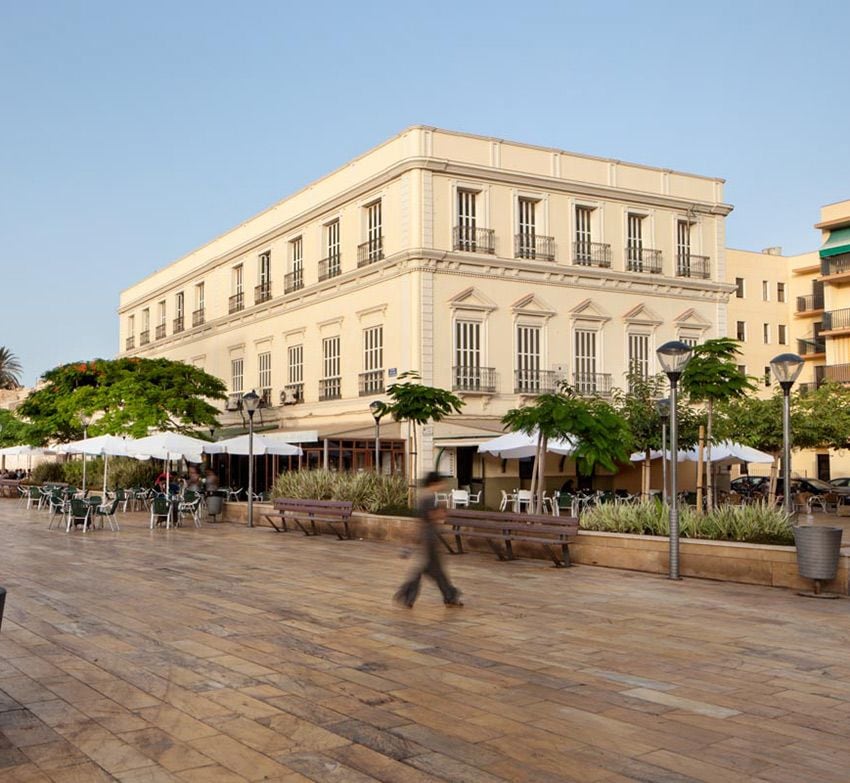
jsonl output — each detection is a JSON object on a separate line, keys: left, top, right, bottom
{"left": 0, "top": 502, "right": 849, "bottom": 782}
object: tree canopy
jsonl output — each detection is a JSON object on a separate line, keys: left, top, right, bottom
{"left": 0, "top": 347, "right": 22, "bottom": 390}
{"left": 17, "top": 357, "right": 227, "bottom": 444}
{"left": 681, "top": 338, "right": 755, "bottom": 405}
{"left": 371, "top": 371, "right": 464, "bottom": 427}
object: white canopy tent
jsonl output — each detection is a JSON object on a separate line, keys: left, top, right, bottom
{"left": 630, "top": 441, "right": 774, "bottom": 465}
{"left": 58, "top": 435, "right": 149, "bottom": 497}
{"left": 478, "top": 430, "right": 575, "bottom": 460}
{"left": 204, "top": 434, "right": 302, "bottom": 457}
{"left": 0, "top": 445, "right": 56, "bottom": 473}
{"left": 131, "top": 433, "right": 212, "bottom": 494}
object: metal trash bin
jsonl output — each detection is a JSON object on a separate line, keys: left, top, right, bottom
{"left": 206, "top": 494, "right": 224, "bottom": 518}
{"left": 794, "top": 525, "right": 843, "bottom": 594}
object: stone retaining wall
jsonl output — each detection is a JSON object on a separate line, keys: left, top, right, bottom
{"left": 223, "top": 502, "right": 849, "bottom": 594}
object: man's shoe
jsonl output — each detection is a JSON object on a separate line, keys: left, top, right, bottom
{"left": 444, "top": 598, "right": 464, "bottom": 607}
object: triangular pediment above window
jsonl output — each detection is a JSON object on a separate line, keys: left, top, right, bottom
{"left": 673, "top": 308, "right": 711, "bottom": 330}
{"left": 448, "top": 287, "right": 498, "bottom": 313}
{"left": 623, "top": 303, "right": 663, "bottom": 326}
{"left": 511, "top": 293, "right": 556, "bottom": 319}
{"left": 569, "top": 298, "right": 611, "bottom": 324}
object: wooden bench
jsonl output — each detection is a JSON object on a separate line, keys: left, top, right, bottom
{"left": 441, "top": 509, "right": 578, "bottom": 567}
{"left": 264, "top": 498, "right": 354, "bottom": 540}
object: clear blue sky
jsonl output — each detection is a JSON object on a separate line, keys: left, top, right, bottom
{"left": 2, "top": 0, "right": 848, "bottom": 386}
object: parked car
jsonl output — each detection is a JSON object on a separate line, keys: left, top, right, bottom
{"left": 730, "top": 476, "right": 770, "bottom": 497}
{"left": 829, "top": 477, "right": 850, "bottom": 489}
{"left": 732, "top": 476, "right": 850, "bottom": 498}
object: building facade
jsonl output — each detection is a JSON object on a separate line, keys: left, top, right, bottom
{"left": 119, "top": 126, "right": 736, "bottom": 500}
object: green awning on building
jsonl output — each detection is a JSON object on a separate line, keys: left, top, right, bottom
{"left": 820, "top": 226, "right": 850, "bottom": 258}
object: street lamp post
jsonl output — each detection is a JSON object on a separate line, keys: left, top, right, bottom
{"left": 242, "top": 390, "right": 260, "bottom": 528}
{"left": 369, "top": 401, "right": 384, "bottom": 473}
{"left": 80, "top": 414, "right": 91, "bottom": 496}
{"left": 656, "top": 398, "right": 671, "bottom": 505}
{"left": 770, "top": 353, "right": 805, "bottom": 516}
{"left": 657, "top": 341, "right": 693, "bottom": 580}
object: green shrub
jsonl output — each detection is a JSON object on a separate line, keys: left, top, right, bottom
{"left": 580, "top": 500, "right": 793, "bottom": 546}
{"left": 31, "top": 462, "right": 66, "bottom": 484}
{"left": 270, "top": 470, "right": 409, "bottom": 513}
{"left": 54, "top": 457, "right": 160, "bottom": 491}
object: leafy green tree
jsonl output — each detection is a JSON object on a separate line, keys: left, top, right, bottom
{"left": 0, "top": 347, "right": 22, "bottom": 389}
{"left": 503, "top": 386, "right": 633, "bottom": 513}
{"left": 18, "top": 357, "right": 227, "bottom": 444}
{"left": 0, "top": 409, "right": 32, "bottom": 447}
{"left": 681, "top": 338, "right": 755, "bottom": 510}
{"left": 371, "top": 372, "right": 465, "bottom": 501}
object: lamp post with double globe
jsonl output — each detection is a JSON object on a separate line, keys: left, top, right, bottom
{"left": 242, "top": 390, "right": 260, "bottom": 528}
{"left": 769, "top": 353, "right": 804, "bottom": 516}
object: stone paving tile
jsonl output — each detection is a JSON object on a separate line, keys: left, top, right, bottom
{"left": 0, "top": 503, "right": 850, "bottom": 781}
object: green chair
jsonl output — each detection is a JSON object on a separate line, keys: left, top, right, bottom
{"left": 94, "top": 498, "right": 120, "bottom": 531}
{"left": 67, "top": 499, "right": 91, "bottom": 532}
{"left": 25, "top": 486, "right": 41, "bottom": 510}
{"left": 150, "top": 496, "right": 171, "bottom": 529}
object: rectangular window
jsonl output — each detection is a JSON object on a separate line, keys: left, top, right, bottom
{"left": 676, "top": 220, "right": 691, "bottom": 276}
{"left": 764, "top": 366, "right": 771, "bottom": 387}
{"left": 142, "top": 308, "right": 150, "bottom": 332}
{"left": 230, "top": 265, "right": 244, "bottom": 312}
{"left": 175, "top": 292, "right": 184, "bottom": 319}
{"left": 231, "top": 358, "right": 244, "bottom": 394}
{"left": 735, "top": 278, "right": 745, "bottom": 298}
{"left": 778, "top": 324, "right": 787, "bottom": 345}
{"left": 128, "top": 315, "right": 135, "bottom": 335}
{"left": 575, "top": 206, "right": 593, "bottom": 262}
{"left": 574, "top": 329, "right": 598, "bottom": 394}
{"left": 323, "top": 219, "right": 341, "bottom": 279}
{"left": 454, "top": 320, "right": 484, "bottom": 390}
{"left": 628, "top": 333, "right": 650, "bottom": 381}
{"left": 195, "top": 282, "right": 204, "bottom": 310}
{"left": 157, "top": 300, "right": 166, "bottom": 325}
{"left": 777, "top": 282, "right": 785, "bottom": 303}
{"left": 233, "top": 264, "right": 243, "bottom": 295}
{"left": 321, "top": 336, "right": 341, "bottom": 400}
{"left": 626, "top": 214, "right": 644, "bottom": 270}
{"left": 456, "top": 189, "right": 478, "bottom": 251}
{"left": 763, "top": 323, "right": 770, "bottom": 344}
{"left": 359, "top": 201, "right": 383, "bottom": 264}
{"left": 361, "top": 326, "right": 384, "bottom": 395}
{"left": 736, "top": 321, "right": 746, "bottom": 341}
{"left": 737, "top": 364, "right": 747, "bottom": 376}
{"left": 258, "top": 351, "right": 272, "bottom": 405}
{"left": 762, "top": 281, "right": 769, "bottom": 301}
{"left": 516, "top": 197, "right": 536, "bottom": 258}
{"left": 679, "top": 334, "right": 699, "bottom": 348}
{"left": 259, "top": 252, "right": 271, "bottom": 285}
{"left": 515, "top": 324, "right": 541, "bottom": 393}
{"left": 286, "top": 237, "right": 304, "bottom": 293}
{"left": 288, "top": 345, "right": 303, "bottom": 385}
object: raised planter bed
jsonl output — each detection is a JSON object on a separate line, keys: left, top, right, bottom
{"left": 222, "top": 502, "right": 850, "bottom": 594}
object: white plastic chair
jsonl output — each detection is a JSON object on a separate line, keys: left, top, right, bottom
{"left": 468, "top": 490, "right": 482, "bottom": 505}
{"left": 499, "top": 490, "right": 515, "bottom": 511}
{"left": 434, "top": 492, "right": 449, "bottom": 507}
{"left": 514, "top": 490, "right": 533, "bottom": 512}
{"left": 450, "top": 489, "right": 470, "bottom": 508}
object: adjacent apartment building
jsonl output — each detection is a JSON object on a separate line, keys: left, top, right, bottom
{"left": 119, "top": 126, "right": 736, "bottom": 498}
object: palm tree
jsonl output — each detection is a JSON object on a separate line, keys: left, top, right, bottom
{"left": 0, "top": 347, "right": 22, "bottom": 390}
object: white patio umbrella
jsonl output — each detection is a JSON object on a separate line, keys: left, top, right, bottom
{"left": 0, "top": 445, "right": 55, "bottom": 473}
{"left": 132, "top": 433, "right": 211, "bottom": 494}
{"left": 630, "top": 441, "right": 773, "bottom": 465}
{"left": 204, "top": 434, "right": 302, "bottom": 457}
{"left": 58, "top": 435, "right": 149, "bottom": 497}
{"left": 478, "top": 429, "right": 575, "bottom": 459}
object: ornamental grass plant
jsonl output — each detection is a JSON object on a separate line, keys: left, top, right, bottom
{"left": 270, "top": 470, "right": 409, "bottom": 514}
{"left": 580, "top": 499, "right": 794, "bottom": 546}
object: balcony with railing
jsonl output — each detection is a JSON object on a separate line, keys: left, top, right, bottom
{"left": 192, "top": 308, "right": 205, "bottom": 327}
{"left": 452, "top": 366, "right": 497, "bottom": 393}
{"left": 358, "top": 237, "right": 384, "bottom": 267}
{"left": 284, "top": 269, "right": 304, "bottom": 294}
{"left": 515, "top": 233, "right": 555, "bottom": 262}
{"left": 359, "top": 370, "right": 385, "bottom": 396}
{"left": 155, "top": 324, "right": 166, "bottom": 340}
{"left": 228, "top": 292, "right": 244, "bottom": 314}
{"left": 254, "top": 282, "right": 272, "bottom": 304}
{"left": 626, "top": 247, "right": 663, "bottom": 274}
{"left": 796, "top": 293, "right": 825, "bottom": 314}
{"left": 125, "top": 336, "right": 135, "bottom": 351}
{"left": 319, "top": 377, "right": 341, "bottom": 401}
{"left": 173, "top": 317, "right": 184, "bottom": 334}
{"left": 283, "top": 383, "right": 304, "bottom": 404}
{"left": 318, "top": 255, "right": 341, "bottom": 281}
{"left": 797, "top": 338, "right": 826, "bottom": 356}
{"left": 453, "top": 226, "right": 496, "bottom": 254}
{"left": 676, "top": 253, "right": 710, "bottom": 279}
{"left": 825, "top": 364, "right": 850, "bottom": 383}
{"left": 514, "top": 369, "right": 557, "bottom": 394}
{"left": 573, "top": 372, "right": 613, "bottom": 397}
{"left": 821, "top": 252, "right": 850, "bottom": 279}
{"left": 139, "top": 330, "right": 150, "bottom": 346}
{"left": 822, "top": 307, "right": 850, "bottom": 333}
{"left": 572, "top": 241, "right": 611, "bottom": 268}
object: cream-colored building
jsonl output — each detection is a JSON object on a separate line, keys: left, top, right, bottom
{"left": 119, "top": 126, "right": 737, "bottom": 501}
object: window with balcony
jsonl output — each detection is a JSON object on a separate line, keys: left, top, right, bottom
{"left": 574, "top": 328, "right": 609, "bottom": 395}
{"left": 358, "top": 201, "right": 383, "bottom": 266}
{"left": 229, "top": 265, "right": 244, "bottom": 313}
{"left": 515, "top": 325, "right": 548, "bottom": 393}
{"left": 320, "top": 336, "right": 341, "bottom": 400}
{"left": 140, "top": 308, "right": 150, "bottom": 345}
{"left": 255, "top": 252, "right": 272, "bottom": 303}
{"left": 515, "top": 197, "right": 554, "bottom": 261}
{"left": 174, "top": 292, "right": 184, "bottom": 333}
{"left": 286, "top": 237, "right": 304, "bottom": 293}
{"left": 453, "top": 189, "right": 494, "bottom": 254}
{"left": 258, "top": 351, "right": 272, "bottom": 406}
{"left": 286, "top": 344, "right": 304, "bottom": 403}
{"left": 736, "top": 321, "right": 746, "bottom": 341}
{"left": 626, "top": 213, "right": 661, "bottom": 273}
{"left": 454, "top": 320, "right": 495, "bottom": 392}
{"left": 628, "top": 332, "right": 650, "bottom": 383}
{"left": 676, "top": 220, "right": 709, "bottom": 278}
{"left": 573, "top": 205, "right": 609, "bottom": 268}
{"left": 193, "top": 282, "right": 205, "bottom": 326}
{"left": 319, "top": 220, "right": 341, "bottom": 280}
{"left": 231, "top": 358, "right": 244, "bottom": 394}
{"left": 735, "top": 278, "right": 745, "bottom": 298}
{"left": 360, "top": 326, "right": 384, "bottom": 396}
{"left": 126, "top": 315, "right": 135, "bottom": 350}
{"left": 156, "top": 300, "right": 166, "bottom": 339}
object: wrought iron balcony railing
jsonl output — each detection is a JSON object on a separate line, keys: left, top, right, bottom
{"left": 192, "top": 308, "right": 205, "bottom": 327}
{"left": 319, "top": 377, "right": 342, "bottom": 401}
{"left": 821, "top": 252, "right": 850, "bottom": 277}
{"left": 798, "top": 338, "right": 826, "bottom": 356}
{"left": 822, "top": 308, "right": 850, "bottom": 332}
{"left": 515, "top": 233, "right": 555, "bottom": 262}
{"left": 626, "top": 247, "right": 663, "bottom": 273}
{"left": 796, "top": 294, "right": 824, "bottom": 313}
{"left": 676, "top": 253, "right": 710, "bottom": 279}
{"left": 228, "top": 292, "right": 244, "bottom": 314}
{"left": 358, "top": 237, "right": 384, "bottom": 267}
{"left": 125, "top": 336, "right": 135, "bottom": 350}
{"left": 284, "top": 269, "right": 304, "bottom": 294}
{"left": 514, "top": 369, "right": 557, "bottom": 394}
{"left": 572, "top": 241, "right": 611, "bottom": 268}
{"left": 155, "top": 324, "right": 166, "bottom": 340}
{"left": 453, "top": 226, "right": 496, "bottom": 254}
{"left": 452, "top": 366, "right": 497, "bottom": 393}
{"left": 359, "top": 370, "right": 385, "bottom": 396}
{"left": 318, "top": 254, "right": 341, "bottom": 281}
{"left": 139, "top": 330, "right": 150, "bottom": 346}
{"left": 254, "top": 282, "right": 272, "bottom": 304}
{"left": 573, "top": 372, "right": 613, "bottom": 396}
{"left": 825, "top": 364, "right": 850, "bottom": 384}
{"left": 173, "top": 317, "right": 184, "bottom": 334}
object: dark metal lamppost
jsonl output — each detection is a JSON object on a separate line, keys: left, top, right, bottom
{"left": 656, "top": 398, "right": 670, "bottom": 504}
{"left": 80, "top": 413, "right": 91, "bottom": 496}
{"left": 770, "top": 353, "right": 804, "bottom": 516}
{"left": 369, "top": 401, "right": 383, "bottom": 474}
{"left": 242, "top": 390, "right": 260, "bottom": 528}
{"left": 656, "top": 341, "right": 693, "bottom": 580}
